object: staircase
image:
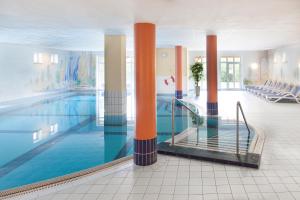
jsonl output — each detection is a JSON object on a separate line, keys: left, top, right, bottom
{"left": 157, "top": 98, "right": 264, "bottom": 169}
{"left": 174, "top": 124, "right": 252, "bottom": 155}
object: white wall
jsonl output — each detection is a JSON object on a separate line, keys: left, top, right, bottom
{"left": 0, "top": 42, "right": 277, "bottom": 103}
{"left": 0, "top": 43, "right": 71, "bottom": 103}
{"left": 268, "top": 43, "right": 300, "bottom": 84}
{"left": 188, "top": 50, "right": 268, "bottom": 90}
{"left": 156, "top": 48, "right": 189, "bottom": 95}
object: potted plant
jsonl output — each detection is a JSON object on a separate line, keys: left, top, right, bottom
{"left": 243, "top": 79, "right": 252, "bottom": 86}
{"left": 191, "top": 62, "right": 204, "bottom": 96}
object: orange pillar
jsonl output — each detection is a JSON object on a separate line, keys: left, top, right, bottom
{"left": 175, "top": 46, "right": 183, "bottom": 99}
{"left": 206, "top": 35, "right": 218, "bottom": 115}
{"left": 134, "top": 23, "right": 157, "bottom": 166}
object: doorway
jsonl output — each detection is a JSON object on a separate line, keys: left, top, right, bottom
{"left": 220, "top": 57, "right": 241, "bottom": 89}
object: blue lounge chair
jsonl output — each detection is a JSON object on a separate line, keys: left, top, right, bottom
{"left": 265, "top": 85, "right": 300, "bottom": 103}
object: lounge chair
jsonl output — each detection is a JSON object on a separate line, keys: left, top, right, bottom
{"left": 265, "top": 85, "right": 300, "bottom": 103}
{"left": 247, "top": 80, "right": 272, "bottom": 94}
{"left": 256, "top": 82, "right": 286, "bottom": 97}
{"left": 245, "top": 80, "right": 269, "bottom": 91}
{"left": 259, "top": 84, "right": 292, "bottom": 99}
{"left": 252, "top": 80, "right": 279, "bottom": 95}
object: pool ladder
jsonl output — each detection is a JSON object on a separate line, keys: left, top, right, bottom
{"left": 171, "top": 98, "right": 251, "bottom": 155}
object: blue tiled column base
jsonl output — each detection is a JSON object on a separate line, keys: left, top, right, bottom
{"left": 104, "top": 114, "right": 127, "bottom": 126}
{"left": 207, "top": 116, "right": 219, "bottom": 138}
{"left": 134, "top": 137, "right": 157, "bottom": 166}
{"left": 175, "top": 90, "right": 183, "bottom": 99}
{"left": 207, "top": 102, "right": 218, "bottom": 115}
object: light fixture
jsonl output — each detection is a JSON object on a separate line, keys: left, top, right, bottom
{"left": 194, "top": 56, "right": 201, "bottom": 63}
{"left": 251, "top": 63, "right": 258, "bottom": 70}
{"left": 161, "top": 52, "right": 168, "bottom": 58}
{"left": 282, "top": 53, "right": 287, "bottom": 63}
{"left": 273, "top": 56, "right": 278, "bottom": 64}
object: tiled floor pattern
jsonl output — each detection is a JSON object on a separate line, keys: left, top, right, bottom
{"left": 5, "top": 91, "right": 300, "bottom": 200}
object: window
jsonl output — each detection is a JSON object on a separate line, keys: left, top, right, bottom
{"left": 96, "top": 55, "right": 105, "bottom": 126}
{"left": 96, "top": 55, "right": 104, "bottom": 90}
{"left": 220, "top": 56, "right": 241, "bottom": 89}
{"left": 50, "top": 54, "right": 58, "bottom": 64}
{"left": 126, "top": 55, "right": 135, "bottom": 121}
{"left": 33, "top": 53, "right": 43, "bottom": 64}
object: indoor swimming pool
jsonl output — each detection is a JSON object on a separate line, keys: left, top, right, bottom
{"left": 0, "top": 92, "right": 188, "bottom": 191}
{"left": 0, "top": 92, "right": 255, "bottom": 192}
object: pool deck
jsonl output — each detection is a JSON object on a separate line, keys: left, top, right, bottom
{"left": 3, "top": 91, "right": 300, "bottom": 200}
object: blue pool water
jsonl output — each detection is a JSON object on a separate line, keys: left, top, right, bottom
{"left": 0, "top": 92, "right": 188, "bottom": 191}
{"left": 0, "top": 92, "right": 253, "bottom": 191}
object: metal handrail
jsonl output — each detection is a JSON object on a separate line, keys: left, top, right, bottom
{"left": 171, "top": 97, "right": 202, "bottom": 145}
{"left": 171, "top": 99, "right": 251, "bottom": 154}
{"left": 171, "top": 98, "right": 175, "bottom": 145}
{"left": 236, "top": 101, "right": 251, "bottom": 154}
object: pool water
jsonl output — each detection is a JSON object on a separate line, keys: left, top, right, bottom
{"left": 0, "top": 92, "right": 188, "bottom": 191}
{"left": 0, "top": 92, "right": 254, "bottom": 191}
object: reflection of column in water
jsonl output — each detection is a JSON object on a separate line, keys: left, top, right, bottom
{"left": 206, "top": 116, "right": 219, "bottom": 150}
{"left": 96, "top": 91, "right": 104, "bottom": 126}
{"left": 104, "top": 125, "right": 127, "bottom": 162}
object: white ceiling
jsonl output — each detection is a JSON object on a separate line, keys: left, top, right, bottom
{"left": 0, "top": 0, "right": 300, "bottom": 51}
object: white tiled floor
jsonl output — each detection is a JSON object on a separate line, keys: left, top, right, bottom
{"left": 6, "top": 91, "right": 300, "bottom": 200}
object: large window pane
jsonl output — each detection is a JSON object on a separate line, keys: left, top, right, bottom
{"left": 234, "top": 64, "right": 240, "bottom": 82}
{"left": 228, "top": 64, "right": 234, "bottom": 82}
{"left": 234, "top": 57, "right": 241, "bottom": 63}
{"left": 227, "top": 57, "right": 234, "bottom": 62}
{"left": 221, "top": 63, "right": 227, "bottom": 82}
{"left": 220, "top": 56, "right": 241, "bottom": 90}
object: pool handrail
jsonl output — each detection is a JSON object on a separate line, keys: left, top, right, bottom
{"left": 236, "top": 101, "right": 251, "bottom": 154}
{"left": 171, "top": 98, "right": 251, "bottom": 155}
{"left": 171, "top": 98, "right": 202, "bottom": 145}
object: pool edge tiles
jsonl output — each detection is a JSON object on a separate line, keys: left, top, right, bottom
{"left": 0, "top": 155, "right": 133, "bottom": 199}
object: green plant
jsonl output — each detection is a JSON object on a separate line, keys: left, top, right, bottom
{"left": 243, "top": 79, "right": 252, "bottom": 85}
{"left": 191, "top": 62, "right": 204, "bottom": 86}
{"left": 192, "top": 115, "right": 204, "bottom": 126}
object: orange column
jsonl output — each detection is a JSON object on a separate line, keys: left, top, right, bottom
{"left": 175, "top": 46, "right": 183, "bottom": 99}
{"left": 206, "top": 35, "right": 218, "bottom": 115}
{"left": 134, "top": 23, "right": 157, "bottom": 166}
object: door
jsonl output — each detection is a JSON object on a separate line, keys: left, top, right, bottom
{"left": 220, "top": 57, "right": 241, "bottom": 89}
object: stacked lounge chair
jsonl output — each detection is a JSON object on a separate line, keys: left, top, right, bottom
{"left": 245, "top": 80, "right": 300, "bottom": 103}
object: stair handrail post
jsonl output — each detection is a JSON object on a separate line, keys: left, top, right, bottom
{"left": 236, "top": 102, "right": 240, "bottom": 154}
{"left": 236, "top": 101, "right": 251, "bottom": 155}
{"left": 196, "top": 113, "right": 199, "bottom": 146}
{"left": 171, "top": 98, "right": 175, "bottom": 145}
